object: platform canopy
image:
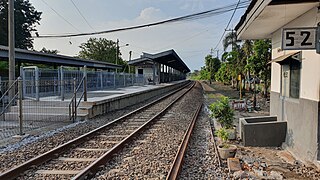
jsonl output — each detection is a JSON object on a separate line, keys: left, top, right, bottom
{"left": 0, "top": 45, "right": 122, "bottom": 70}
{"left": 235, "top": 0, "right": 319, "bottom": 40}
{"left": 128, "top": 49, "right": 190, "bottom": 73}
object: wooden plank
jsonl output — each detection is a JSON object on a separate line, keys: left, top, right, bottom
{"left": 36, "top": 170, "right": 80, "bottom": 175}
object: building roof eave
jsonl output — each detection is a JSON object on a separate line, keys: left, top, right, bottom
{"left": 236, "top": 0, "right": 319, "bottom": 40}
{"left": 0, "top": 45, "right": 122, "bottom": 69}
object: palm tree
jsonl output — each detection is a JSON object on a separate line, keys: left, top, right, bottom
{"left": 241, "top": 40, "right": 254, "bottom": 90}
{"left": 223, "top": 31, "right": 241, "bottom": 51}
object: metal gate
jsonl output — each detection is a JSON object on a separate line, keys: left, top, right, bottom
{"left": 21, "top": 66, "right": 39, "bottom": 101}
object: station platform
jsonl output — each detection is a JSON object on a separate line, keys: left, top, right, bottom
{"left": 0, "top": 80, "right": 188, "bottom": 141}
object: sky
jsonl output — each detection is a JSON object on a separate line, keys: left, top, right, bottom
{"left": 28, "top": 0, "right": 247, "bottom": 72}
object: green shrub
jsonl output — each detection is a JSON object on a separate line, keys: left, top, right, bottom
{"left": 209, "top": 96, "right": 234, "bottom": 128}
{"left": 215, "top": 127, "right": 230, "bottom": 148}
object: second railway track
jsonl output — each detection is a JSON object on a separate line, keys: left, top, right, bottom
{"left": 0, "top": 81, "right": 205, "bottom": 180}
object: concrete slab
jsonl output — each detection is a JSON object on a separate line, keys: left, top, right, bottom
{"left": 227, "top": 158, "right": 242, "bottom": 172}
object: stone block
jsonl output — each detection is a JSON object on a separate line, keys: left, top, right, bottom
{"left": 227, "top": 158, "right": 242, "bottom": 172}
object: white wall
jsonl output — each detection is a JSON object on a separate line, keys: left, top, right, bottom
{"left": 271, "top": 7, "right": 320, "bottom": 101}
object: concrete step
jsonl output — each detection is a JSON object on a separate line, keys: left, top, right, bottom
{"left": 21, "top": 100, "right": 93, "bottom": 107}
{"left": 9, "top": 106, "right": 90, "bottom": 114}
{"left": 3, "top": 112, "right": 87, "bottom": 121}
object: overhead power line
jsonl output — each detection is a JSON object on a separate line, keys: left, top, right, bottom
{"left": 34, "top": 1, "right": 250, "bottom": 38}
{"left": 40, "top": 0, "right": 82, "bottom": 33}
{"left": 70, "top": 0, "right": 96, "bottom": 32}
{"left": 212, "top": 0, "right": 241, "bottom": 52}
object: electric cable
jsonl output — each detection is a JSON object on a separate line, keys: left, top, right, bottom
{"left": 70, "top": 0, "right": 96, "bottom": 32}
{"left": 212, "top": 0, "right": 241, "bottom": 52}
{"left": 40, "top": 0, "right": 82, "bottom": 33}
{"left": 34, "top": 1, "right": 250, "bottom": 38}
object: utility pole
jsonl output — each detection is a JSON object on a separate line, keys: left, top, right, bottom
{"left": 210, "top": 48, "right": 219, "bottom": 58}
{"left": 115, "top": 39, "right": 119, "bottom": 73}
{"left": 128, "top": 51, "right": 132, "bottom": 73}
{"left": 9, "top": 0, "right": 15, "bottom": 101}
{"left": 129, "top": 51, "right": 132, "bottom": 61}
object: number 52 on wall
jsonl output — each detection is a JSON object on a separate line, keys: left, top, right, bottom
{"left": 282, "top": 27, "right": 317, "bottom": 51}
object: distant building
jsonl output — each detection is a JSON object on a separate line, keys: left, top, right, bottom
{"left": 128, "top": 50, "right": 190, "bottom": 84}
{"left": 236, "top": 0, "right": 320, "bottom": 165}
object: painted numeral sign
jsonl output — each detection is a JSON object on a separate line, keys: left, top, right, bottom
{"left": 282, "top": 27, "right": 316, "bottom": 50}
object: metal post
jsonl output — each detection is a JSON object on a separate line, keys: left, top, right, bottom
{"left": 18, "top": 77, "right": 23, "bottom": 136}
{"left": 35, "top": 67, "right": 39, "bottom": 101}
{"left": 73, "top": 78, "right": 77, "bottom": 122}
{"left": 60, "top": 66, "right": 65, "bottom": 101}
{"left": 100, "top": 71, "right": 103, "bottom": 89}
{"left": 20, "top": 66, "right": 26, "bottom": 99}
{"left": 8, "top": 0, "right": 15, "bottom": 102}
{"left": 129, "top": 51, "right": 133, "bottom": 85}
{"left": 113, "top": 72, "right": 116, "bottom": 89}
{"left": 58, "top": 68, "right": 61, "bottom": 94}
{"left": 54, "top": 77, "right": 56, "bottom": 94}
{"left": 153, "top": 62, "right": 156, "bottom": 85}
{"left": 123, "top": 73, "right": 126, "bottom": 87}
{"left": 83, "top": 66, "right": 87, "bottom": 101}
{"left": 116, "top": 39, "right": 119, "bottom": 73}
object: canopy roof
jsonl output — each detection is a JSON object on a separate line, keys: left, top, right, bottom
{"left": 0, "top": 45, "right": 121, "bottom": 70}
{"left": 128, "top": 49, "right": 190, "bottom": 73}
{"left": 268, "top": 51, "right": 302, "bottom": 64}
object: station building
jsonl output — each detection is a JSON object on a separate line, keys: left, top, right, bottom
{"left": 236, "top": 0, "right": 320, "bottom": 165}
{"left": 128, "top": 50, "right": 190, "bottom": 84}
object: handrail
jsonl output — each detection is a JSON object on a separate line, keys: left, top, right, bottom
{"left": 69, "top": 76, "right": 86, "bottom": 122}
{"left": 0, "top": 79, "right": 19, "bottom": 120}
{"left": 0, "top": 78, "right": 18, "bottom": 102}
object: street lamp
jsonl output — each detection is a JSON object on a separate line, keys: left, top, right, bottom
{"left": 116, "top": 39, "right": 129, "bottom": 73}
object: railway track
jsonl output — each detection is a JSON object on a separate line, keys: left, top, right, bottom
{"left": 92, "top": 81, "right": 204, "bottom": 179}
{"left": 0, "top": 81, "right": 201, "bottom": 180}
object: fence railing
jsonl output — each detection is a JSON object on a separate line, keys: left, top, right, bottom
{"left": 0, "top": 66, "right": 156, "bottom": 140}
{"left": 0, "top": 78, "right": 19, "bottom": 120}
{"left": 69, "top": 75, "right": 87, "bottom": 122}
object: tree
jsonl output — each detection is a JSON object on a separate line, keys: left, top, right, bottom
{"left": 215, "top": 62, "right": 231, "bottom": 84}
{"left": 242, "top": 40, "right": 254, "bottom": 90}
{"left": 223, "top": 50, "right": 244, "bottom": 89}
{"left": 248, "top": 39, "right": 271, "bottom": 99}
{"left": 223, "top": 31, "right": 241, "bottom": 51}
{"left": 205, "top": 55, "right": 221, "bottom": 83}
{"left": 252, "top": 39, "right": 271, "bottom": 98}
{"left": 40, "top": 47, "right": 59, "bottom": 54}
{"left": 78, "top": 38, "right": 124, "bottom": 65}
{"left": 0, "top": 0, "right": 42, "bottom": 49}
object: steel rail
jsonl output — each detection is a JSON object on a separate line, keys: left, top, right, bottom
{"left": 0, "top": 81, "right": 192, "bottom": 180}
{"left": 72, "top": 81, "right": 196, "bottom": 180}
{"left": 210, "top": 119, "right": 222, "bottom": 167}
{"left": 201, "top": 81, "right": 222, "bottom": 167}
{"left": 166, "top": 101, "right": 203, "bottom": 180}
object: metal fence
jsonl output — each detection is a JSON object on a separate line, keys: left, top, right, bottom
{"left": 0, "top": 66, "right": 149, "bottom": 140}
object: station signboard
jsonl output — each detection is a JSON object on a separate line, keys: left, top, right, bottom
{"left": 282, "top": 27, "right": 317, "bottom": 51}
